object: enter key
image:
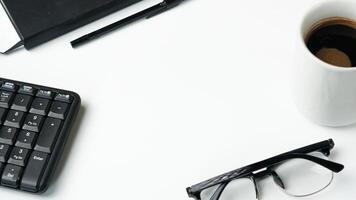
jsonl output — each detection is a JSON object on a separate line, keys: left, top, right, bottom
{"left": 20, "top": 151, "right": 49, "bottom": 192}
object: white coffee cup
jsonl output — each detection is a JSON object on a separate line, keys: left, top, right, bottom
{"left": 293, "top": 0, "right": 356, "bottom": 127}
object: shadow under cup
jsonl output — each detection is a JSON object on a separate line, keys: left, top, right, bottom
{"left": 293, "top": 1, "right": 356, "bottom": 127}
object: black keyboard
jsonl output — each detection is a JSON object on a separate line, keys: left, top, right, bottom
{"left": 0, "top": 78, "right": 80, "bottom": 193}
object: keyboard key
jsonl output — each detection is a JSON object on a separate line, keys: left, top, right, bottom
{"left": 22, "top": 114, "right": 44, "bottom": 132}
{"left": 35, "top": 118, "right": 62, "bottom": 153}
{"left": 0, "top": 91, "right": 14, "bottom": 109}
{"left": 0, "top": 108, "right": 7, "bottom": 124}
{"left": 1, "top": 164, "right": 23, "bottom": 188}
{"left": 4, "top": 110, "right": 25, "bottom": 128}
{"left": 15, "top": 130, "right": 37, "bottom": 149}
{"left": 0, "top": 127, "right": 18, "bottom": 145}
{"left": 18, "top": 85, "right": 35, "bottom": 96}
{"left": 20, "top": 151, "right": 49, "bottom": 192}
{"left": 1, "top": 82, "right": 18, "bottom": 92}
{"left": 0, "top": 163, "right": 3, "bottom": 174}
{"left": 54, "top": 93, "right": 72, "bottom": 103}
{"left": 8, "top": 147, "right": 30, "bottom": 167}
{"left": 48, "top": 101, "right": 68, "bottom": 119}
{"left": 0, "top": 144, "right": 11, "bottom": 162}
{"left": 36, "top": 90, "right": 54, "bottom": 99}
{"left": 29, "top": 98, "right": 50, "bottom": 116}
{"left": 11, "top": 94, "right": 32, "bottom": 112}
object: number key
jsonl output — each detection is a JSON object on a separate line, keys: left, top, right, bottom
{"left": 0, "top": 127, "right": 18, "bottom": 145}
{"left": 0, "top": 144, "right": 11, "bottom": 162}
{"left": 22, "top": 114, "right": 44, "bottom": 132}
{"left": 4, "top": 110, "right": 25, "bottom": 128}
{"left": 15, "top": 130, "right": 37, "bottom": 149}
{"left": 8, "top": 147, "right": 30, "bottom": 167}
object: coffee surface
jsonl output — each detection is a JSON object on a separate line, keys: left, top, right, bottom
{"left": 306, "top": 17, "right": 356, "bottom": 67}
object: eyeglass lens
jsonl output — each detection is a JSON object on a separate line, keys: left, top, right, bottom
{"left": 273, "top": 152, "right": 334, "bottom": 197}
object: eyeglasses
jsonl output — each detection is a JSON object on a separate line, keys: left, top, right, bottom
{"left": 186, "top": 139, "right": 344, "bottom": 200}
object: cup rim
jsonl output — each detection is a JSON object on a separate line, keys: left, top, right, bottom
{"left": 299, "top": 0, "right": 356, "bottom": 72}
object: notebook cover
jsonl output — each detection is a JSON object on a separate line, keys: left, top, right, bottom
{"left": 0, "top": 0, "right": 141, "bottom": 50}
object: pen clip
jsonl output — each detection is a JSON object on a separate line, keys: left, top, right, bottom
{"left": 146, "top": 0, "right": 183, "bottom": 18}
{"left": 71, "top": 0, "right": 184, "bottom": 48}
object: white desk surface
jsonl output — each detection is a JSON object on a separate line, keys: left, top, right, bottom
{"left": 1, "top": 0, "right": 355, "bottom": 199}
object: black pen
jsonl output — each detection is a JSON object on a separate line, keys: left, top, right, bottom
{"left": 71, "top": 0, "right": 184, "bottom": 48}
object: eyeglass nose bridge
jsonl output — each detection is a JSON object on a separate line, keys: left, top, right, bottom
{"left": 252, "top": 167, "right": 271, "bottom": 179}
{"left": 250, "top": 167, "right": 287, "bottom": 200}
{"left": 205, "top": 175, "right": 262, "bottom": 200}
{"left": 248, "top": 175, "right": 261, "bottom": 200}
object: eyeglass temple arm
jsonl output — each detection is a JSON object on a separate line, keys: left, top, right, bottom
{"left": 278, "top": 153, "right": 344, "bottom": 173}
{"left": 186, "top": 139, "right": 336, "bottom": 200}
{"left": 283, "top": 139, "right": 335, "bottom": 156}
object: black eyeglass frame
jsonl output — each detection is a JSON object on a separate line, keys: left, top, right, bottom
{"left": 186, "top": 139, "right": 344, "bottom": 200}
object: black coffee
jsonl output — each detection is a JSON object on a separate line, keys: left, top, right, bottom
{"left": 306, "top": 17, "right": 356, "bottom": 67}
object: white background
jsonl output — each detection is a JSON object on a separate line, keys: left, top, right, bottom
{"left": 1, "top": 0, "right": 355, "bottom": 199}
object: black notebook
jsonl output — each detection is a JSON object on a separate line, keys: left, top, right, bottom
{"left": 0, "top": 0, "right": 141, "bottom": 53}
